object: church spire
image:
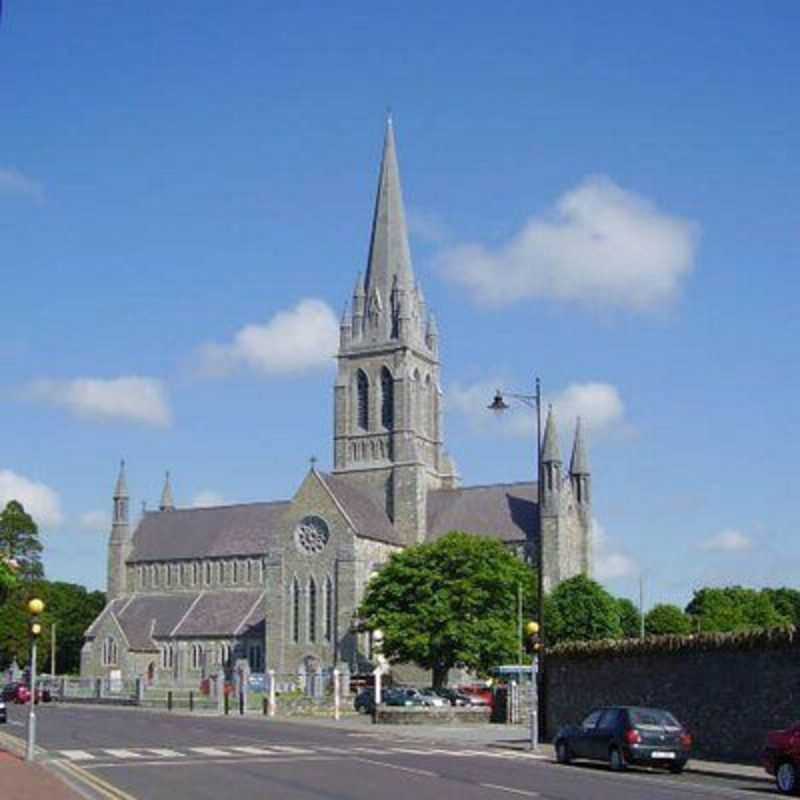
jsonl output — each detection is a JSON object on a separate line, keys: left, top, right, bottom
{"left": 569, "top": 417, "right": 590, "bottom": 476}
{"left": 364, "top": 115, "right": 414, "bottom": 316}
{"left": 541, "top": 406, "right": 562, "bottom": 465}
{"left": 113, "top": 460, "right": 129, "bottom": 525}
{"left": 159, "top": 471, "right": 175, "bottom": 512}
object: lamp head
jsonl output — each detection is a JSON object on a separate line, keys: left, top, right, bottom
{"left": 525, "top": 621, "right": 540, "bottom": 637}
{"left": 28, "top": 598, "right": 45, "bottom": 616}
{"left": 488, "top": 390, "right": 509, "bottom": 415}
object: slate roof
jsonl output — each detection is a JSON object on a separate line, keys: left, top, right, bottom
{"left": 319, "top": 472, "right": 403, "bottom": 546}
{"left": 86, "top": 591, "right": 265, "bottom": 650}
{"left": 129, "top": 501, "right": 291, "bottom": 562}
{"left": 172, "top": 590, "right": 264, "bottom": 637}
{"left": 426, "top": 481, "right": 538, "bottom": 543}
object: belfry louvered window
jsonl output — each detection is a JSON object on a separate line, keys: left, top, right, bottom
{"left": 308, "top": 577, "right": 317, "bottom": 643}
{"left": 381, "top": 367, "right": 394, "bottom": 430}
{"left": 357, "top": 370, "right": 369, "bottom": 430}
{"left": 292, "top": 578, "right": 300, "bottom": 644}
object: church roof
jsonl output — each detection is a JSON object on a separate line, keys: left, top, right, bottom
{"left": 86, "top": 591, "right": 265, "bottom": 650}
{"left": 319, "top": 472, "right": 404, "bottom": 546}
{"left": 129, "top": 501, "right": 291, "bottom": 562}
{"left": 426, "top": 481, "right": 538, "bottom": 543}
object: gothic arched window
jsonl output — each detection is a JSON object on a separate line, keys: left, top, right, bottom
{"left": 102, "top": 636, "right": 117, "bottom": 667}
{"left": 324, "top": 576, "right": 334, "bottom": 642}
{"left": 292, "top": 578, "right": 301, "bottom": 644}
{"left": 424, "top": 374, "right": 432, "bottom": 435}
{"left": 381, "top": 367, "right": 394, "bottom": 430}
{"left": 308, "top": 577, "right": 317, "bottom": 643}
{"left": 356, "top": 370, "right": 369, "bottom": 430}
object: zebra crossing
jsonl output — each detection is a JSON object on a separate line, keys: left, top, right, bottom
{"left": 53, "top": 742, "right": 542, "bottom": 766}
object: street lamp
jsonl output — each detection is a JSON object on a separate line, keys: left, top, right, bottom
{"left": 26, "top": 597, "right": 45, "bottom": 762}
{"left": 525, "top": 621, "right": 541, "bottom": 751}
{"left": 488, "top": 378, "right": 545, "bottom": 743}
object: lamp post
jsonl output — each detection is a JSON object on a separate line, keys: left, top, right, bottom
{"left": 489, "top": 378, "right": 545, "bottom": 743}
{"left": 26, "top": 597, "right": 45, "bottom": 762}
{"left": 525, "top": 621, "right": 541, "bottom": 751}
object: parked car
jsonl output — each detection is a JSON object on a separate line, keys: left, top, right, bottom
{"left": 385, "top": 688, "right": 427, "bottom": 707}
{"left": 426, "top": 687, "right": 473, "bottom": 707}
{"left": 0, "top": 698, "right": 6, "bottom": 724}
{"left": 417, "top": 690, "right": 448, "bottom": 707}
{"left": 554, "top": 706, "right": 692, "bottom": 773}
{"left": 457, "top": 685, "right": 493, "bottom": 708}
{"left": 1, "top": 682, "right": 23, "bottom": 702}
{"left": 763, "top": 723, "right": 800, "bottom": 794}
{"left": 354, "top": 687, "right": 400, "bottom": 713}
{"left": 12, "top": 685, "right": 51, "bottom": 705}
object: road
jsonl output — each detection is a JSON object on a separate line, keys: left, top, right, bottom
{"left": 3, "top": 704, "right": 775, "bottom": 800}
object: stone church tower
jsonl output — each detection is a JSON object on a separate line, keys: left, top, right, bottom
{"left": 333, "top": 117, "right": 458, "bottom": 546}
{"left": 106, "top": 460, "right": 131, "bottom": 600}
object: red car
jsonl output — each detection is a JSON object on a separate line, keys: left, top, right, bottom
{"left": 763, "top": 724, "right": 800, "bottom": 795}
{"left": 457, "top": 685, "right": 493, "bottom": 708}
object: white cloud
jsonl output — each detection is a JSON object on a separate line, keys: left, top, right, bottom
{"left": 592, "top": 519, "right": 638, "bottom": 581}
{"left": 79, "top": 510, "right": 110, "bottom": 532}
{"left": 0, "top": 470, "right": 63, "bottom": 528}
{"left": 447, "top": 378, "right": 627, "bottom": 440}
{"left": 191, "top": 491, "right": 226, "bottom": 508}
{"left": 407, "top": 208, "right": 451, "bottom": 245}
{"left": 437, "top": 175, "right": 698, "bottom": 311}
{"left": 199, "top": 298, "right": 339, "bottom": 377}
{"left": 0, "top": 167, "right": 45, "bottom": 203}
{"left": 700, "top": 529, "right": 753, "bottom": 553}
{"left": 27, "top": 376, "right": 172, "bottom": 427}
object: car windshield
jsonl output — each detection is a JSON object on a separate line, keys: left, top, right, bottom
{"left": 629, "top": 708, "right": 681, "bottom": 728}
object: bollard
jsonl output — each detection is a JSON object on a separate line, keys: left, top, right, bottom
{"left": 268, "top": 670, "right": 276, "bottom": 717}
{"left": 189, "top": 690, "right": 194, "bottom": 712}
{"left": 262, "top": 696, "right": 268, "bottom": 716}
{"left": 224, "top": 691, "right": 229, "bottom": 715}
{"left": 167, "top": 690, "right": 173, "bottom": 712}
{"left": 333, "top": 669, "right": 340, "bottom": 721}
{"left": 239, "top": 691, "right": 244, "bottom": 716}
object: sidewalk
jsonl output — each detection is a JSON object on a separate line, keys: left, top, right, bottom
{"left": 0, "top": 749, "right": 83, "bottom": 800}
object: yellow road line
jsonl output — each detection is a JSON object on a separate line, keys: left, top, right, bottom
{"left": 57, "top": 759, "right": 139, "bottom": 800}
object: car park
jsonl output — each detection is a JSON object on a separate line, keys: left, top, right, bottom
{"left": 554, "top": 706, "right": 692, "bottom": 773}
{"left": 763, "top": 723, "right": 800, "bottom": 794}
{"left": 417, "top": 689, "right": 448, "bottom": 707}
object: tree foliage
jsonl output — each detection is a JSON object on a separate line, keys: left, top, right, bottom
{"left": 686, "top": 587, "right": 790, "bottom": 633}
{"left": 762, "top": 588, "right": 800, "bottom": 627}
{"left": 358, "top": 532, "right": 537, "bottom": 687}
{"left": 545, "top": 575, "right": 623, "bottom": 645}
{"left": 645, "top": 603, "right": 693, "bottom": 636}
{"left": 0, "top": 580, "right": 105, "bottom": 673}
{"left": 615, "top": 597, "right": 642, "bottom": 638}
{"left": 0, "top": 500, "right": 43, "bottom": 580}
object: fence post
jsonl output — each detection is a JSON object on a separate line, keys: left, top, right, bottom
{"left": 135, "top": 677, "right": 144, "bottom": 705}
{"left": 189, "top": 690, "right": 194, "bottom": 712}
{"left": 224, "top": 691, "right": 229, "bottom": 715}
{"left": 268, "top": 670, "right": 276, "bottom": 717}
{"left": 239, "top": 690, "right": 244, "bottom": 716}
{"left": 333, "top": 669, "right": 340, "bottom": 721}
{"left": 262, "top": 696, "right": 268, "bottom": 716}
{"left": 167, "top": 690, "right": 173, "bottom": 712}
{"left": 372, "top": 667, "right": 382, "bottom": 724}
{"left": 60, "top": 676, "right": 67, "bottom": 701}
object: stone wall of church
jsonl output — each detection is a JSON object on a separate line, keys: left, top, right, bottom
{"left": 126, "top": 556, "right": 265, "bottom": 595}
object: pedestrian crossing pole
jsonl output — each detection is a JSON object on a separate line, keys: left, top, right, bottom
{"left": 26, "top": 598, "right": 45, "bottom": 762}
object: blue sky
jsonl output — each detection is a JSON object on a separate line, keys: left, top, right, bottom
{"left": 1, "top": 2, "right": 798, "bottom": 609}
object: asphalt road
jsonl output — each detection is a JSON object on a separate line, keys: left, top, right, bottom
{"left": 3, "top": 704, "right": 777, "bottom": 800}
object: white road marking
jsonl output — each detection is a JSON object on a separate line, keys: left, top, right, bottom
{"left": 350, "top": 747, "right": 389, "bottom": 754}
{"left": 267, "top": 745, "right": 314, "bottom": 754}
{"left": 354, "top": 756, "right": 437, "bottom": 777}
{"left": 315, "top": 746, "right": 351, "bottom": 754}
{"left": 189, "top": 746, "right": 235, "bottom": 757}
{"left": 230, "top": 746, "right": 278, "bottom": 756}
{"left": 102, "top": 748, "right": 145, "bottom": 759}
{"left": 480, "top": 784, "right": 540, "bottom": 797}
{"left": 59, "top": 750, "right": 96, "bottom": 762}
{"left": 388, "top": 747, "right": 432, "bottom": 755}
{"left": 143, "top": 748, "right": 185, "bottom": 758}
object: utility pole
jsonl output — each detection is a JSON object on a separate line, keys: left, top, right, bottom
{"left": 517, "top": 583, "right": 523, "bottom": 664}
{"left": 639, "top": 575, "right": 645, "bottom": 639}
{"left": 50, "top": 623, "right": 56, "bottom": 676}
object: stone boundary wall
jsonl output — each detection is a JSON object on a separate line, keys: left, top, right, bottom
{"left": 543, "top": 629, "right": 800, "bottom": 763}
{"left": 376, "top": 707, "right": 491, "bottom": 725}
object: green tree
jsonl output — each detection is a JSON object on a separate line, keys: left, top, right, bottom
{"left": 0, "top": 500, "right": 44, "bottom": 580}
{"left": 358, "top": 532, "right": 537, "bottom": 687}
{"left": 686, "top": 587, "right": 789, "bottom": 632}
{"left": 762, "top": 588, "right": 800, "bottom": 627}
{"left": 615, "top": 597, "right": 642, "bottom": 638}
{"left": 545, "top": 575, "right": 623, "bottom": 645}
{"left": 645, "top": 603, "right": 693, "bottom": 636}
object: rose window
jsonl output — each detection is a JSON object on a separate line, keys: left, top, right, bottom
{"left": 294, "top": 516, "right": 330, "bottom": 555}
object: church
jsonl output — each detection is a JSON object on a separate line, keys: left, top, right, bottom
{"left": 81, "top": 120, "right": 593, "bottom": 685}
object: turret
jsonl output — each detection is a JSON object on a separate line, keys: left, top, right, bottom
{"left": 426, "top": 312, "right": 439, "bottom": 354}
{"left": 159, "top": 471, "right": 175, "bottom": 512}
{"left": 339, "top": 302, "right": 351, "bottom": 349}
{"left": 351, "top": 273, "right": 365, "bottom": 338}
{"left": 569, "top": 416, "right": 591, "bottom": 509}
{"left": 107, "top": 460, "right": 131, "bottom": 599}
{"left": 540, "top": 406, "right": 562, "bottom": 516}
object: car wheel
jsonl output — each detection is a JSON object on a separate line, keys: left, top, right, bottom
{"left": 776, "top": 761, "right": 799, "bottom": 795}
{"left": 609, "top": 746, "right": 627, "bottom": 771}
{"left": 668, "top": 763, "right": 685, "bottom": 775}
{"left": 555, "top": 740, "right": 571, "bottom": 765}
